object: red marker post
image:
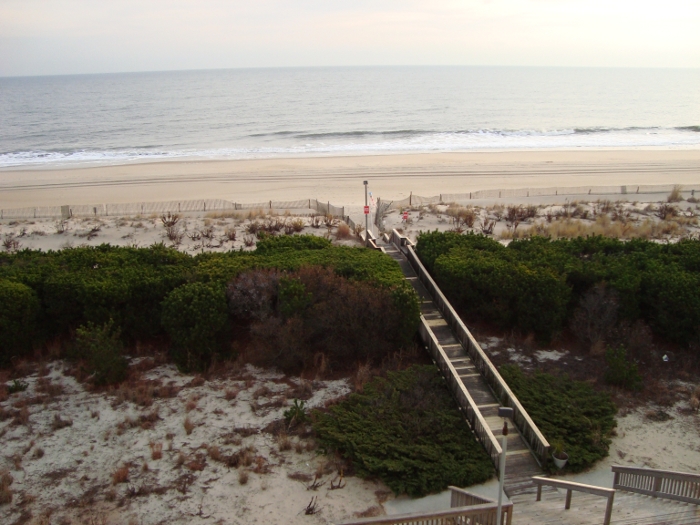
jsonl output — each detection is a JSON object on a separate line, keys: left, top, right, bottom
{"left": 364, "top": 206, "right": 370, "bottom": 215}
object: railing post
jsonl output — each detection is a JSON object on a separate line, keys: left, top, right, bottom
{"left": 603, "top": 492, "right": 615, "bottom": 525}
{"left": 565, "top": 489, "right": 572, "bottom": 510}
{"left": 653, "top": 475, "right": 662, "bottom": 496}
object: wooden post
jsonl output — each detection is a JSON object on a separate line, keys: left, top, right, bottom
{"left": 565, "top": 489, "right": 572, "bottom": 510}
{"left": 536, "top": 483, "right": 542, "bottom": 501}
{"left": 603, "top": 492, "right": 615, "bottom": 525}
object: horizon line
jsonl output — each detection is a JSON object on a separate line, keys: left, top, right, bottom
{"left": 3, "top": 63, "right": 700, "bottom": 80}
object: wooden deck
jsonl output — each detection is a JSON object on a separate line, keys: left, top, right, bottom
{"left": 510, "top": 487, "right": 700, "bottom": 524}
{"left": 382, "top": 240, "right": 547, "bottom": 499}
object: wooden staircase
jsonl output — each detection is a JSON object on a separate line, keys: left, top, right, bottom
{"left": 382, "top": 239, "right": 547, "bottom": 499}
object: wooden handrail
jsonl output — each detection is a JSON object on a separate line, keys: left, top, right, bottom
{"left": 420, "top": 318, "right": 503, "bottom": 470}
{"left": 448, "top": 485, "right": 497, "bottom": 507}
{"left": 390, "top": 230, "right": 549, "bottom": 465}
{"left": 613, "top": 465, "right": 700, "bottom": 505}
{"left": 532, "top": 476, "right": 616, "bottom": 525}
{"left": 336, "top": 502, "right": 513, "bottom": 525}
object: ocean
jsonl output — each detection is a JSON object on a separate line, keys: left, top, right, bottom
{"left": 0, "top": 66, "right": 698, "bottom": 168}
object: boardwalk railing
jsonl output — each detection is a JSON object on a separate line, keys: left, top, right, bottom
{"left": 420, "top": 317, "right": 503, "bottom": 470}
{"left": 532, "top": 476, "right": 616, "bottom": 525}
{"left": 390, "top": 229, "right": 550, "bottom": 466}
{"left": 337, "top": 486, "right": 513, "bottom": 525}
{"left": 613, "top": 466, "right": 700, "bottom": 505}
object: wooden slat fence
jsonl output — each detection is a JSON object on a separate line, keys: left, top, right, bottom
{"left": 390, "top": 230, "right": 550, "bottom": 466}
{"left": 532, "top": 476, "right": 616, "bottom": 525}
{"left": 337, "top": 487, "right": 512, "bottom": 525}
{"left": 613, "top": 465, "right": 700, "bottom": 505}
{"left": 419, "top": 318, "right": 502, "bottom": 469}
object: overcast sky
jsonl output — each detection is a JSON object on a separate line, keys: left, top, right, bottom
{"left": 1, "top": 0, "right": 698, "bottom": 77}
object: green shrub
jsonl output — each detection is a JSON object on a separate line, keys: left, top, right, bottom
{"left": 161, "top": 282, "right": 228, "bottom": 372}
{"left": 416, "top": 232, "right": 700, "bottom": 346}
{"left": 72, "top": 320, "right": 128, "bottom": 386}
{"left": 604, "top": 346, "right": 642, "bottom": 391}
{"left": 500, "top": 365, "right": 617, "bottom": 473}
{"left": 313, "top": 365, "right": 493, "bottom": 497}
{"left": 0, "top": 279, "right": 39, "bottom": 365}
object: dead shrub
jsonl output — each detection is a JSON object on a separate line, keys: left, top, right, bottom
{"left": 32, "top": 447, "right": 45, "bottom": 459}
{"left": 288, "top": 471, "right": 313, "bottom": 483}
{"left": 224, "top": 227, "right": 237, "bottom": 241}
{"left": 353, "top": 363, "right": 373, "bottom": 392}
{"left": 295, "top": 442, "right": 304, "bottom": 454}
{"left": 277, "top": 432, "right": 292, "bottom": 452}
{"left": 252, "top": 455, "right": 270, "bottom": 474}
{"left": 189, "top": 375, "right": 205, "bottom": 387}
{"left": 150, "top": 442, "right": 163, "bottom": 460}
{"left": 36, "top": 377, "right": 64, "bottom": 397}
{"left": 176, "top": 451, "right": 186, "bottom": 467}
{"left": 51, "top": 413, "right": 73, "bottom": 430}
{"left": 112, "top": 466, "right": 129, "bottom": 485}
{"left": 291, "top": 218, "right": 305, "bottom": 232}
{"left": 667, "top": 185, "right": 683, "bottom": 203}
{"left": 355, "top": 506, "right": 383, "bottom": 518}
{"left": 335, "top": 222, "right": 351, "bottom": 239}
{"left": 15, "top": 406, "right": 30, "bottom": 426}
{"left": 208, "top": 445, "right": 222, "bottom": 462}
{"left": 238, "top": 470, "right": 249, "bottom": 485}
{"left": 184, "top": 416, "right": 195, "bottom": 435}
{"left": 253, "top": 385, "right": 273, "bottom": 400}
{"left": 224, "top": 388, "right": 239, "bottom": 401}
{"left": 139, "top": 408, "right": 160, "bottom": 429}
{"left": 186, "top": 454, "right": 206, "bottom": 472}
{"left": 0, "top": 470, "right": 13, "bottom": 505}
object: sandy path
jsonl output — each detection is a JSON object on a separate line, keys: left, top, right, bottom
{"left": 1, "top": 149, "right": 698, "bottom": 209}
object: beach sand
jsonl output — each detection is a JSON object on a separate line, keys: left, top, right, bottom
{"left": 1, "top": 149, "right": 699, "bottom": 209}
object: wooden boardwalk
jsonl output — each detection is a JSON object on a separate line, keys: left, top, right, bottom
{"left": 382, "top": 240, "right": 547, "bottom": 499}
{"left": 375, "top": 234, "right": 700, "bottom": 525}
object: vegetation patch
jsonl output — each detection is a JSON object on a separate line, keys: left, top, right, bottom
{"left": 500, "top": 365, "right": 617, "bottom": 473}
{"left": 417, "top": 231, "right": 700, "bottom": 345}
{"left": 0, "top": 236, "right": 419, "bottom": 374}
{"left": 313, "top": 365, "right": 493, "bottom": 497}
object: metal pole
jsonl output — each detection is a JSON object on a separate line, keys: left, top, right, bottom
{"left": 364, "top": 181, "right": 369, "bottom": 247}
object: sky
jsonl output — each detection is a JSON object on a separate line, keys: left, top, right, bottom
{"left": 1, "top": 0, "right": 699, "bottom": 77}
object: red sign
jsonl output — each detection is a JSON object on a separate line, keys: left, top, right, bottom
{"left": 364, "top": 206, "right": 370, "bottom": 214}
{"left": 402, "top": 212, "right": 409, "bottom": 220}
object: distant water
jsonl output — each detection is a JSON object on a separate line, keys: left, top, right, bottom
{"left": 1, "top": 66, "right": 699, "bottom": 168}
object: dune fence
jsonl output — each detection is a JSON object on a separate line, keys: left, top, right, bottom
{"left": 0, "top": 198, "right": 347, "bottom": 221}
{"left": 384, "top": 183, "right": 700, "bottom": 209}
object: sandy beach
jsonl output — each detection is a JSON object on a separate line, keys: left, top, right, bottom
{"left": 1, "top": 149, "right": 699, "bottom": 210}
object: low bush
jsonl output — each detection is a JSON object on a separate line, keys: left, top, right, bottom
{"left": 0, "top": 279, "right": 39, "bottom": 365}
{"left": 161, "top": 283, "right": 228, "bottom": 372}
{"left": 313, "top": 365, "right": 493, "bottom": 497}
{"left": 604, "top": 346, "right": 642, "bottom": 391}
{"left": 500, "top": 365, "right": 617, "bottom": 473}
{"left": 416, "top": 231, "right": 700, "bottom": 346}
{"left": 72, "top": 320, "right": 128, "bottom": 386}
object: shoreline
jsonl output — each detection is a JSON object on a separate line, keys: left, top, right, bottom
{"left": 1, "top": 149, "right": 699, "bottom": 209}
